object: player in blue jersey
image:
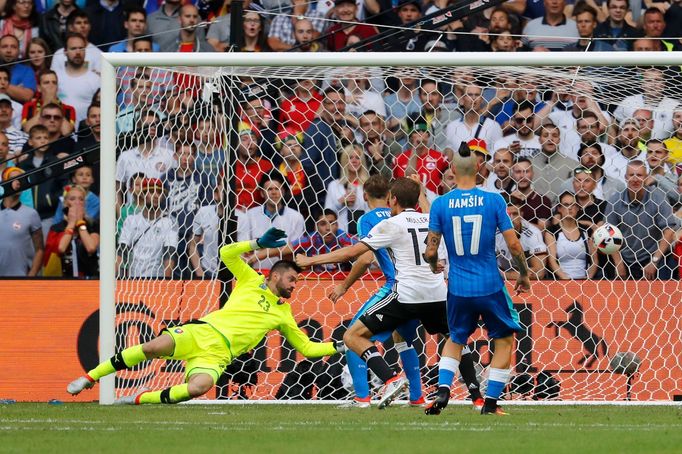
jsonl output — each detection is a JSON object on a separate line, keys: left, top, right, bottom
{"left": 424, "top": 145, "right": 530, "bottom": 416}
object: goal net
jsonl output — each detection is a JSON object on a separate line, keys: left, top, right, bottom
{"left": 101, "top": 53, "right": 682, "bottom": 404}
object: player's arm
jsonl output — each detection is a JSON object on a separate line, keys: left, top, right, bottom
{"left": 279, "top": 311, "right": 342, "bottom": 357}
{"left": 424, "top": 231, "right": 443, "bottom": 274}
{"left": 329, "top": 250, "right": 375, "bottom": 303}
{"left": 220, "top": 228, "right": 287, "bottom": 281}
{"left": 247, "top": 244, "right": 295, "bottom": 265}
{"left": 502, "top": 229, "right": 530, "bottom": 293}
{"left": 295, "top": 242, "right": 370, "bottom": 268}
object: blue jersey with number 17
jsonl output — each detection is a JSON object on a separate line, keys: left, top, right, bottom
{"left": 429, "top": 188, "right": 513, "bottom": 297}
{"left": 358, "top": 207, "right": 396, "bottom": 286}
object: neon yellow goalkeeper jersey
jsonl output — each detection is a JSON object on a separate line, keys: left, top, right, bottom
{"left": 200, "top": 240, "right": 336, "bottom": 361}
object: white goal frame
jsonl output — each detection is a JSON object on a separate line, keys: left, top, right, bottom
{"left": 99, "top": 52, "right": 682, "bottom": 405}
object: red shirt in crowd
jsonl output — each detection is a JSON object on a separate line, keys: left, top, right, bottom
{"left": 393, "top": 148, "right": 449, "bottom": 194}
{"left": 279, "top": 91, "right": 322, "bottom": 133}
{"left": 22, "top": 97, "right": 77, "bottom": 127}
{"left": 235, "top": 158, "right": 273, "bottom": 209}
{"left": 326, "top": 23, "right": 378, "bottom": 52}
{"left": 278, "top": 162, "right": 307, "bottom": 197}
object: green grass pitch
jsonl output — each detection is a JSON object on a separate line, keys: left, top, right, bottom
{"left": 1, "top": 403, "right": 681, "bottom": 453}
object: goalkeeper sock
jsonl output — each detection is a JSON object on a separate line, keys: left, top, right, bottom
{"left": 361, "top": 346, "right": 396, "bottom": 383}
{"left": 138, "top": 384, "right": 192, "bottom": 404}
{"left": 437, "top": 356, "right": 459, "bottom": 389}
{"left": 347, "top": 350, "right": 370, "bottom": 400}
{"left": 395, "top": 342, "right": 422, "bottom": 401}
{"left": 88, "top": 345, "right": 147, "bottom": 381}
{"left": 459, "top": 349, "right": 482, "bottom": 401}
{"left": 485, "top": 368, "right": 511, "bottom": 407}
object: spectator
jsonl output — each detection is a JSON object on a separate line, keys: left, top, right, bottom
{"left": 415, "top": 79, "right": 461, "bottom": 152}
{"left": 357, "top": 109, "right": 400, "bottom": 178}
{"left": 531, "top": 122, "right": 579, "bottom": 199}
{"left": 34, "top": 102, "right": 75, "bottom": 159}
{"left": 149, "top": 0, "right": 203, "bottom": 52}
{"left": 204, "top": 0, "right": 231, "bottom": 52}
{"left": 570, "top": 166, "right": 608, "bottom": 231}
{"left": 249, "top": 208, "right": 357, "bottom": 272}
{"left": 614, "top": 67, "right": 679, "bottom": 140}
{"left": 289, "top": 18, "right": 325, "bottom": 52}
{"left": 237, "top": 171, "right": 305, "bottom": 270}
{"left": 326, "top": 0, "right": 378, "bottom": 52}
{"left": 545, "top": 191, "right": 598, "bottom": 279}
{"left": 664, "top": 109, "right": 682, "bottom": 167}
{"left": 494, "top": 100, "right": 542, "bottom": 158}
{"left": 26, "top": 37, "right": 52, "bottom": 84}
{"left": 384, "top": 75, "right": 421, "bottom": 141}
{"left": 344, "top": 76, "right": 386, "bottom": 118}
{"left": 665, "top": 0, "right": 682, "bottom": 38}
{"left": 632, "top": 37, "right": 663, "bottom": 51}
{"left": 116, "top": 171, "right": 144, "bottom": 237}
{"left": 84, "top": 0, "right": 126, "bottom": 47}
{"left": 0, "top": 0, "right": 40, "bottom": 57}
{"left": 394, "top": 0, "right": 429, "bottom": 51}
{"left": 522, "top": 0, "right": 579, "bottom": 50}
{"left": 495, "top": 202, "right": 547, "bottom": 280}
{"left": 468, "top": 138, "right": 493, "bottom": 187}
{"left": 549, "top": 83, "right": 611, "bottom": 147}
{"left": 607, "top": 160, "right": 679, "bottom": 279}
{"left": 117, "top": 178, "right": 177, "bottom": 278}
{"left": 563, "top": 110, "right": 616, "bottom": 161}
{"left": 51, "top": 10, "right": 102, "bottom": 73}
{"left": 325, "top": 143, "right": 370, "bottom": 235}
{"left": 509, "top": 157, "right": 552, "bottom": 227}
{"left": 279, "top": 79, "right": 322, "bottom": 133}
{"left": 484, "top": 147, "right": 515, "bottom": 194}
{"left": 274, "top": 128, "right": 317, "bottom": 218}
{"left": 193, "top": 117, "right": 225, "bottom": 186}
{"left": 593, "top": 0, "right": 638, "bottom": 51}
{"left": 604, "top": 118, "right": 646, "bottom": 181}
{"left": 490, "top": 30, "right": 521, "bottom": 52}
{"left": 645, "top": 139, "right": 682, "bottom": 208}
{"left": 234, "top": 122, "right": 273, "bottom": 219}
{"left": 565, "top": 3, "right": 603, "bottom": 51}
{"left": 39, "top": 0, "right": 77, "bottom": 52}
{"left": 0, "top": 34, "right": 36, "bottom": 103}
{"left": 22, "top": 70, "right": 76, "bottom": 136}
{"left": 52, "top": 33, "right": 100, "bottom": 126}
{"left": 489, "top": 78, "right": 545, "bottom": 129}
{"left": 52, "top": 163, "right": 100, "bottom": 224}
{"left": 237, "top": 10, "right": 269, "bottom": 52}
{"left": 161, "top": 4, "right": 213, "bottom": 52}
{"left": 446, "top": 82, "right": 503, "bottom": 152}
{"left": 267, "top": 0, "right": 325, "bottom": 51}
{"left": 18, "top": 124, "right": 62, "bottom": 234}
{"left": 0, "top": 91, "right": 27, "bottom": 155}
{"left": 560, "top": 143, "right": 625, "bottom": 201}
{"left": 0, "top": 166, "right": 43, "bottom": 276}
{"left": 43, "top": 184, "right": 99, "bottom": 277}
{"left": 116, "top": 73, "right": 155, "bottom": 133}
{"left": 0, "top": 68, "right": 20, "bottom": 128}
{"left": 108, "top": 6, "right": 160, "bottom": 52}
{"left": 0, "top": 131, "right": 32, "bottom": 207}
{"left": 238, "top": 89, "right": 277, "bottom": 161}
{"left": 642, "top": 7, "right": 676, "bottom": 51}
{"left": 189, "top": 185, "right": 222, "bottom": 279}
{"left": 364, "top": 0, "right": 401, "bottom": 28}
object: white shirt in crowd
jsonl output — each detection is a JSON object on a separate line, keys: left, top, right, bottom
{"left": 192, "top": 204, "right": 220, "bottom": 276}
{"left": 445, "top": 117, "right": 503, "bottom": 152}
{"left": 51, "top": 43, "right": 103, "bottom": 74}
{"left": 54, "top": 66, "right": 101, "bottom": 126}
{"left": 495, "top": 220, "right": 547, "bottom": 272}
{"left": 324, "top": 180, "right": 369, "bottom": 233}
{"left": 554, "top": 230, "right": 589, "bottom": 279}
{"left": 614, "top": 94, "right": 679, "bottom": 140}
{"left": 116, "top": 144, "right": 175, "bottom": 186}
{"left": 494, "top": 134, "right": 542, "bottom": 158}
{"left": 119, "top": 214, "right": 178, "bottom": 278}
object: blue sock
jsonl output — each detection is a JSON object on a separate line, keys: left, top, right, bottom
{"left": 438, "top": 356, "right": 459, "bottom": 389}
{"left": 346, "top": 350, "right": 370, "bottom": 400}
{"left": 396, "top": 343, "right": 422, "bottom": 401}
{"left": 486, "top": 368, "right": 511, "bottom": 400}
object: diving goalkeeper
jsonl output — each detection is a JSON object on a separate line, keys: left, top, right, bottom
{"left": 67, "top": 228, "right": 345, "bottom": 404}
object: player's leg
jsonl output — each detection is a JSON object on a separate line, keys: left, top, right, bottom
{"left": 393, "top": 321, "right": 424, "bottom": 404}
{"left": 459, "top": 345, "right": 484, "bottom": 408}
{"left": 67, "top": 333, "right": 175, "bottom": 395}
{"left": 136, "top": 371, "right": 216, "bottom": 405}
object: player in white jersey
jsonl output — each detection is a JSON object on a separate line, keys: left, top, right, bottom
{"left": 296, "top": 178, "right": 452, "bottom": 408}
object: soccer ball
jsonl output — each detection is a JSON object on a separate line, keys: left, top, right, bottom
{"left": 609, "top": 352, "right": 642, "bottom": 375}
{"left": 592, "top": 224, "right": 623, "bottom": 255}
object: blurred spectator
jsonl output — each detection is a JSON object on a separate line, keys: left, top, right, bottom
{"left": 0, "top": 166, "right": 43, "bottom": 276}
{"left": 234, "top": 121, "right": 272, "bottom": 215}
{"left": 522, "top": 0, "right": 579, "bottom": 50}
{"left": 193, "top": 116, "right": 225, "bottom": 186}
{"left": 604, "top": 118, "right": 646, "bottom": 181}
{"left": 108, "top": 6, "right": 160, "bottom": 52}
{"left": 344, "top": 76, "right": 386, "bottom": 118}
{"left": 51, "top": 10, "right": 102, "bottom": 73}
{"left": 289, "top": 18, "right": 325, "bottom": 52}
{"left": 162, "top": 4, "right": 213, "bottom": 52}
{"left": 664, "top": 109, "right": 682, "bottom": 167}
{"left": 560, "top": 143, "right": 625, "bottom": 201}
{"left": 565, "top": 3, "right": 602, "bottom": 51}
{"left": 0, "top": 131, "right": 32, "bottom": 207}
{"left": 544, "top": 191, "right": 598, "bottom": 279}
{"left": 531, "top": 122, "right": 579, "bottom": 199}
{"left": 641, "top": 7, "right": 676, "bottom": 50}
{"left": 468, "top": 138, "right": 492, "bottom": 187}
{"left": 274, "top": 129, "right": 317, "bottom": 218}
{"left": 326, "top": 0, "right": 378, "bottom": 52}
{"left": 116, "top": 171, "right": 144, "bottom": 237}
{"left": 645, "top": 139, "right": 682, "bottom": 208}
{"left": 363, "top": 0, "right": 401, "bottom": 28}
{"left": 324, "top": 143, "right": 370, "bottom": 234}
{"left": 43, "top": 184, "right": 99, "bottom": 277}
{"left": 607, "top": 160, "right": 679, "bottom": 279}
{"left": 495, "top": 203, "right": 547, "bottom": 280}
{"left": 39, "top": 0, "right": 76, "bottom": 52}
{"left": 148, "top": 0, "right": 186, "bottom": 51}
{"left": 279, "top": 79, "right": 322, "bottom": 133}
{"left": 116, "top": 73, "right": 155, "bottom": 133}
{"left": 0, "top": 68, "right": 21, "bottom": 129}
{"left": 446, "top": 82, "right": 503, "bottom": 152}
{"left": 0, "top": 91, "right": 28, "bottom": 155}
{"left": 632, "top": 108, "right": 654, "bottom": 146}
{"left": 238, "top": 10, "right": 269, "bottom": 52}
{"left": 562, "top": 110, "right": 615, "bottom": 161}
{"left": 26, "top": 37, "right": 52, "bottom": 84}
{"left": 489, "top": 78, "right": 545, "bottom": 128}
{"left": 52, "top": 163, "right": 99, "bottom": 223}
{"left": 35, "top": 102, "right": 74, "bottom": 158}
{"left": 549, "top": 83, "right": 611, "bottom": 142}
{"left": 494, "top": 100, "right": 542, "bottom": 158}
{"left": 614, "top": 67, "right": 678, "bottom": 140}
{"left": 632, "top": 36, "right": 663, "bottom": 51}
{"left": 394, "top": 0, "right": 428, "bottom": 51}
{"left": 357, "top": 109, "right": 400, "bottom": 178}
{"left": 570, "top": 167, "right": 608, "bottom": 231}
{"left": 237, "top": 171, "right": 305, "bottom": 270}
{"left": 593, "top": 0, "right": 638, "bottom": 51}
{"left": 84, "top": 0, "right": 127, "bottom": 47}
{"left": 416, "top": 79, "right": 460, "bottom": 152}
{"left": 22, "top": 70, "right": 76, "bottom": 136}
{"left": 189, "top": 185, "right": 222, "bottom": 279}
{"left": 665, "top": 0, "right": 682, "bottom": 38}
{"left": 53, "top": 33, "right": 100, "bottom": 126}
{"left": 506, "top": 0, "right": 546, "bottom": 19}
{"left": 117, "top": 178, "right": 177, "bottom": 278}
{"left": 393, "top": 115, "right": 448, "bottom": 195}
{"left": 0, "top": 34, "right": 36, "bottom": 103}
{"left": 0, "top": 0, "right": 40, "bottom": 57}
{"left": 484, "top": 147, "right": 515, "bottom": 194}
{"left": 18, "top": 124, "right": 62, "bottom": 234}
{"left": 267, "top": 0, "right": 324, "bottom": 51}
{"left": 509, "top": 157, "right": 552, "bottom": 226}
{"left": 384, "top": 75, "right": 421, "bottom": 141}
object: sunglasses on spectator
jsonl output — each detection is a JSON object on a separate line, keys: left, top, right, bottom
{"left": 573, "top": 168, "right": 593, "bottom": 175}
{"left": 42, "top": 114, "right": 63, "bottom": 120}
{"left": 513, "top": 116, "right": 534, "bottom": 124}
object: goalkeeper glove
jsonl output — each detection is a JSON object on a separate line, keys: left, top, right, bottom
{"left": 335, "top": 341, "right": 348, "bottom": 354}
{"left": 256, "top": 228, "right": 287, "bottom": 249}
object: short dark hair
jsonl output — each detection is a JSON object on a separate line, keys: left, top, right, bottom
{"left": 132, "top": 36, "right": 153, "bottom": 48}
{"left": 323, "top": 86, "right": 344, "bottom": 98}
{"left": 0, "top": 67, "right": 10, "bottom": 78}
{"left": 573, "top": 2, "right": 598, "bottom": 18}
{"left": 514, "top": 100, "right": 535, "bottom": 114}
{"left": 317, "top": 208, "right": 338, "bottom": 221}
{"left": 125, "top": 5, "right": 147, "bottom": 20}
{"left": 259, "top": 170, "right": 285, "bottom": 189}
{"left": 513, "top": 156, "right": 532, "bottom": 166}
{"left": 128, "top": 171, "right": 146, "bottom": 189}
{"left": 363, "top": 174, "right": 390, "bottom": 199}
{"left": 390, "top": 177, "right": 420, "bottom": 209}
{"left": 646, "top": 138, "right": 667, "bottom": 150}
{"left": 579, "top": 110, "right": 599, "bottom": 122}
{"left": 38, "top": 70, "right": 57, "bottom": 83}
{"left": 28, "top": 124, "right": 48, "bottom": 137}
{"left": 644, "top": 6, "right": 664, "bottom": 18}
{"left": 65, "top": 32, "right": 86, "bottom": 46}
{"left": 270, "top": 260, "right": 302, "bottom": 275}
{"left": 577, "top": 142, "right": 605, "bottom": 166}
{"left": 67, "top": 10, "right": 90, "bottom": 29}
{"left": 87, "top": 103, "right": 100, "bottom": 116}
{"left": 41, "top": 102, "right": 62, "bottom": 113}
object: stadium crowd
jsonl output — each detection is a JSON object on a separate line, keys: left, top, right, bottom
{"left": 0, "top": 0, "right": 680, "bottom": 279}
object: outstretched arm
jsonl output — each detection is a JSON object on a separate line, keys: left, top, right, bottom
{"left": 296, "top": 242, "right": 370, "bottom": 268}
{"left": 328, "top": 250, "right": 375, "bottom": 303}
{"left": 423, "top": 231, "right": 443, "bottom": 273}
{"left": 279, "top": 312, "right": 339, "bottom": 358}
{"left": 220, "top": 228, "right": 287, "bottom": 280}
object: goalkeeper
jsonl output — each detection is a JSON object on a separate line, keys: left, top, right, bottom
{"left": 67, "top": 228, "right": 344, "bottom": 404}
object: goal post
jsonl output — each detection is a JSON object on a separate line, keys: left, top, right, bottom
{"left": 99, "top": 52, "right": 682, "bottom": 405}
